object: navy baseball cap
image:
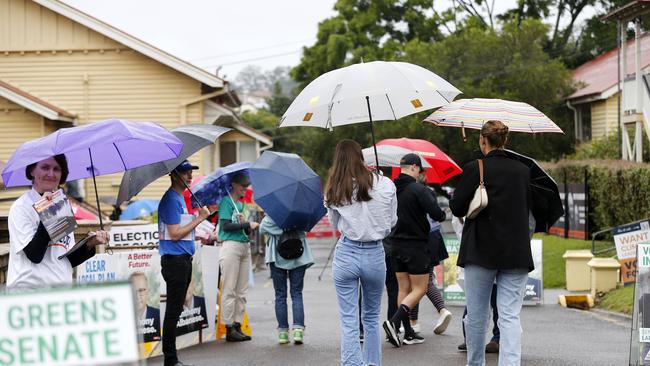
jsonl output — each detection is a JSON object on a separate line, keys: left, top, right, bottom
{"left": 174, "top": 160, "right": 199, "bottom": 173}
{"left": 400, "top": 153, "right": 424, "bottom": 172}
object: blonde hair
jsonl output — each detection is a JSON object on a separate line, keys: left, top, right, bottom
{"left": 480, "top": 120, "right": 509, "bottom": 148}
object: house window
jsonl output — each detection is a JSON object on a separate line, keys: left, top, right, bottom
{"left": 580, "top": 105, "right": 591, "bottom": 141}
{"left": 220, "top": 141, "right": 236, "bottom": 166}
{"left": 239, "top": 141, "right": 257, "bottom": 162}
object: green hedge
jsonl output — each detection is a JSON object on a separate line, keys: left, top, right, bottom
{"left": 541, "top": 160, "right": 650, "bottom": 236}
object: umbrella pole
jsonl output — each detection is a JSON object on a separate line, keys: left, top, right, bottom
{"left": 365, "top": 96, "right": 380, "bottom": 169}
{"left": 88, "top": 149, "right": 103, "bottom": 231}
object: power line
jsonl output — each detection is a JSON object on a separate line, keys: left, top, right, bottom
{"left": 201, "top": 49, "right": 303, "bottom": 68}
{"left": 191, "top": 38, "right": 314, "bottom": 62}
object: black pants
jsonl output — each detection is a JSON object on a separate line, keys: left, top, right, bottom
{"left": 385, "top": 252, "right": 398, "bottom": 320}
{"left": 161, "top": 254, "right": 193, "bottom": 366}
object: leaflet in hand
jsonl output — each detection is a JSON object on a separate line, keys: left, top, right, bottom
{"left": 160, "top": 213, "right": 196, "bottom": 241}
{"left": 195, "top": 220, "right": 215, "bottom": 241}
{"left": 57, "top": 233, "right": 94, "bottom": 260}
{"left": 32, "top": 189, "right": 77, "bottom": 244}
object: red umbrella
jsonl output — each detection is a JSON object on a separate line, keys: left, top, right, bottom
{"left": 72, "top": 204, "right": 98, "bottom": 220}
{"left": 183, "top": 175, "right": 204, "bottom": 215}
{"left": 376, "top": 138, "right": 462, "bottom": 184}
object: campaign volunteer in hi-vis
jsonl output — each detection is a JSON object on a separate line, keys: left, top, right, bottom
{"left": 7, "top": 155, "right": 110, "bottom": 291}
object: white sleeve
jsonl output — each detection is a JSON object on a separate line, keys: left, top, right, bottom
{"left": 327, "top": 206, "right": 340, "bottom": 232}
{"left": 8, "top": 200, "right": 39, "bottom": 254}
{"left": 389, "top": 181, "right": 398, "bottom": 228}
{"left": 451, "top": 216, "right": 464, "bottom": 240}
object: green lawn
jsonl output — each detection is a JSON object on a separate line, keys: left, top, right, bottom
{"left": 599, "top": 285, "right": 634, "bottom": 315}
{"left": 538, "top": 234, "right": 593, "bottom": 288}
{"left": 536, "top": 234, "right": 635, "bottom": 315}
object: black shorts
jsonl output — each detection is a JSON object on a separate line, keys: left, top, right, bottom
{"left": 390, "top": 246, "right": 432, "bottom": 275}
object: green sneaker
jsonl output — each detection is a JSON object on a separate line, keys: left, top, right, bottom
{"left": 293, "top": 328, "right": 304, "bottom": 344}
{"left": 278, "top": 330, "right": 289, "bottom": 344}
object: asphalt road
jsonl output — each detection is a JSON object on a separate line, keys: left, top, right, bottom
{"left": 148, "top": 237, "right": 630, "bottom": 366}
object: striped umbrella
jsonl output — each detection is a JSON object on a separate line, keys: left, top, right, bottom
{"left": 424, "top": 98, "right": 563, "bottom": 138}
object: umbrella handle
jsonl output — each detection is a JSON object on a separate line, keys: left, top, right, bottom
{"left": 366, "top": 96, "right": 380, "bottom": 169}
{"left": 461, "top": 123, "right": 467, "bottom": 142}
{"left": 88, "top": 149, "right": 103, "bottom": 231}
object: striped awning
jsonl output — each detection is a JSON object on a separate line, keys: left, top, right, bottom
{"left": 423, "top": 98, "right": 563, "bottom": 134}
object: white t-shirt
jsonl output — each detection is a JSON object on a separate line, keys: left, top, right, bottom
{"left": 6, "top": 188, "right": 75, "bottom": 291}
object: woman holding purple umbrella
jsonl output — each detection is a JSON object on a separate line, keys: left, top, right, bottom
{"left": 6, "top": 155, "right": 110, "bottom": 292}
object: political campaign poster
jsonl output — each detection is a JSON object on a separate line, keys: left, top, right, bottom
{"left": 200, "top": 244, "right": 220, "bottom": 342}
{"left": 630, "top": 244, "right": 650, "bottom": 365}
{"left": 549, "top": 183, "right": 588, "bottom": 239}
{"left": 524, "top": 239, "right": 544, "bottom": 305}
{"left": 77, "top": 251, "right": 162, "bottom": 355}
{"left": 442, "top": 236, "right": 465, "bottom": 304}
{"left": 615, "top": 220, "right": 650, "bottom": 284}
{"left": 76, "top": 245, "right": 218, "bottom": 359}
{"left": 110, "top": 223, "right": 159, "bottom": 248}
{"left": 0, "top": 283, "right": 139, "bottom": 366}
{"left": 441, "top": 238, "right": 543, "bottom": 306}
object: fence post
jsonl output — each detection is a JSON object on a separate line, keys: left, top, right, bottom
{"left": 584, "top": 166, "right": 589, "bottom": 240}
{"left": 564, "top": 168, "right": 569, "bottom": 239}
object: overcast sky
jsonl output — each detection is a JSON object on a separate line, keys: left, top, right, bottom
{"left": 62, "top": 0, "right": 599, "bottom": 82}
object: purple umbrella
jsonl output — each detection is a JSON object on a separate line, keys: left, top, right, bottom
{"left": 2, "top": 118, "right": 183, "bottom": 229}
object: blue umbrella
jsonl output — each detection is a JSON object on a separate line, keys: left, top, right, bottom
{"left": 249, "top": 151, "right": 326, "bottom": 231}
{"left": 191, "top": 161, "right": 253, "bottom": 207}
{"left": 120, "top": 199, "right": 160, "bottom": 220}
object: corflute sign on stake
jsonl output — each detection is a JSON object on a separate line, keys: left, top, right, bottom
{"left": 614, "top": 220, "right": 650, "bottom": 285}
{"left": 110, "top": 224, "right": 159, "bottom": 248}
{"left": 0, "top": 283, "right": 138, "bottom": 366}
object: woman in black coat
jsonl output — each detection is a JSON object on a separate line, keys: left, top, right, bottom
{"left": 449, "top": 120, "right": 533, "bottom": 366}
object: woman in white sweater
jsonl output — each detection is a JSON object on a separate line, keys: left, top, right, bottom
{"left": 325, "top": 139, "right": 397, "bottom": 366}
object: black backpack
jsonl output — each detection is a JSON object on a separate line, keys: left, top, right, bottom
{"left": 277, "top": 230, "right": 304, "bottom": 260}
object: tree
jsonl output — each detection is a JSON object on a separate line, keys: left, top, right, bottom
{"left": 267, "top": 82, "right": 292, "bottom": 116}
{"left": 400, "top": 18, "right": 574, "bottom": 162}
{"left": 288, "top": 17, "right": 576, "bottom": 176}
{"left": 291, "top": 0, "right": 446, "bottom": 88}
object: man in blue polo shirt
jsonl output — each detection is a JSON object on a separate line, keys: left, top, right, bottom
{"left": 158, "top": 160, "right": 209, "bottom": 366}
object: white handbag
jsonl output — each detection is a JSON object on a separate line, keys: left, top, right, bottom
{"left": 467, "top": 159, "right": 487, "bottom": 219}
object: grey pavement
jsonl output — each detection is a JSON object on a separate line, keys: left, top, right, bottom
{"left": 148, "top": 238, "right": 630, "bottom": 366}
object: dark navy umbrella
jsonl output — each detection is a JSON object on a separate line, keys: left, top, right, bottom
{"left": 191, "top": 161, "right": 253, "bottom": 207}
{"left": 249, "top": 151, "right": 326, "bottom": 231}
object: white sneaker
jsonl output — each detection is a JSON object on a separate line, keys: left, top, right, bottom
{"left": 434, "top": 309, "right": 452, "bottom": 335}
{"left": 399, "top": 323, "right": 421, "bottom": 334}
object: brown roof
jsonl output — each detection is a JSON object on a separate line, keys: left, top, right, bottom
{"left": 602, "top": 0, "right": 650, "bottom": 21}
{"left": 569, "top": 33, "right": 650, "bottom": 100}
{"left": 0, "top": 80, "right": 75, "bottom": 120}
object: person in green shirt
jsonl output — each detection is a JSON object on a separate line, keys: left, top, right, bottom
{"left": 218, "top": 172, "right": 259, "bottom": 342}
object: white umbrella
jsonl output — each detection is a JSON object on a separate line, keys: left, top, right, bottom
{"left": 362, "top": 145, "right": 434, "bottom": 169}
{"left": 279, "top": 61, "right": 461, "bottom": 166}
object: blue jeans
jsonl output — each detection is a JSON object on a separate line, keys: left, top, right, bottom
{"left": 465, "top": 265, "right": 528, "bottom": 366}
{"left": 269, "top": 263, "right": 307, "bottom": 330}
{"left": 332, "top": 237, "right": 386, "bottom": 366}
{"left": 462, "top": 284, "right": 500, "bottom": 342}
